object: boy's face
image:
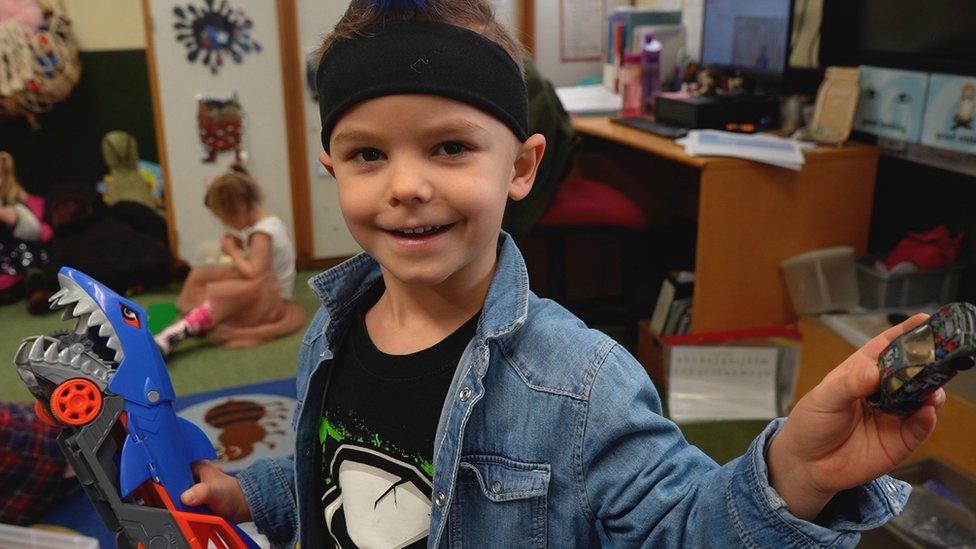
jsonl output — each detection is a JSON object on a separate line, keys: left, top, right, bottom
{"left": 321, "top": 94, "right": 544, "bottom": 288}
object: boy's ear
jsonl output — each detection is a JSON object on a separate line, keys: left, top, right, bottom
{"left": 509, "top": 133, "right": 546, "bottom": 202}
{"left": 318, "top": 151, "right": 336, "bottom": 177}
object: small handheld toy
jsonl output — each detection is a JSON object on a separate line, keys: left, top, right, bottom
{"left": 13, "top": 267, "right": 259, "bottom": 549}
{"left": 867, "top": 302, "right": 976, "bottom": 415}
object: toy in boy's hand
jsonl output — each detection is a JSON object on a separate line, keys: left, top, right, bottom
{"left": 12, "top": 267, "right": 259, "bottom": 549}
{"left": 868, "top": 302, "right": 976, "bottom": 415}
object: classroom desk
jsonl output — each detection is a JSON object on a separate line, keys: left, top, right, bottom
{"left": 572, "top": 115, "right": 881, "bottom": 333}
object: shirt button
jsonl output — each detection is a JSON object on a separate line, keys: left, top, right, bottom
{"left": 434, "top": 491, "right": 446, "bottom": 507}
{"left": 490, "top": 481, "right": 502, "bottom": 494}
{"left": 458, "top": 386, "right": 472, "bottom": 402}
{"left": 303, "top": 448, "right": 312, "bottom": 457}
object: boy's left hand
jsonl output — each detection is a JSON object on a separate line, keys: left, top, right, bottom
{"left": 768, "top": 313, "right": 946, "bottom": 521}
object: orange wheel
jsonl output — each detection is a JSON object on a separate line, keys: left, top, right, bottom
{"left": 33, "top": 399, "right": 58, "bottom": 427}
{"left": 51, "top": 379, "right": 103, "bottom": 426}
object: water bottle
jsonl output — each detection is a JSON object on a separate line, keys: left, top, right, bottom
{"left": 641, "top": 34, "right": 663, "bottom": 115}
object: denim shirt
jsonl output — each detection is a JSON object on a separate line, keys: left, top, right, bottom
{"left": 236, "top": 232, "right": 910, "bottom": 548}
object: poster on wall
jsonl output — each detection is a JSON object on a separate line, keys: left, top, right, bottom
{"left": 197, "top": 93, "right": 244, "bottom": 163}
{"left": 560, "top": 0, "right": 606, "bottom": 63}
{"left": 173, "top": 0, "right": 262, "bottom": 75}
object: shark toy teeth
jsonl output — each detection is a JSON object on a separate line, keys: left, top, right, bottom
{"left": 48, "top": 272, "right": 125, "bottom": 363}
{"left": 14, "top": 335, "right": 114, "bottom": 398}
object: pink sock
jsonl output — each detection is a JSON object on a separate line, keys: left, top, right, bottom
{"left": 184, "top": 301, "right": 214, "bottom": 336}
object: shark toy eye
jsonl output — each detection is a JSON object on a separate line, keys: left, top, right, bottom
{"left": 121, "top": 305, "right": 141, "bottom": 329}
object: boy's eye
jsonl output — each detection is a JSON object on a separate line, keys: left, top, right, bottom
{"left": 436, "top": 141, "right": 468, "bottom": 156}
{"left": 353, "top": 148, "right": 384, "bottom": 162}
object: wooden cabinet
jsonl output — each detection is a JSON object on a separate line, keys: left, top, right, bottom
{"left": 572, "top": 116, "right": 880, "bottom": 333}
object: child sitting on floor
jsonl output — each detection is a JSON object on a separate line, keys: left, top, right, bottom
{"left": 155, "top": 163, "right": 306, "bottom": 354}
{"left": 0, "top": 151, "right": 51, "bottom": 309}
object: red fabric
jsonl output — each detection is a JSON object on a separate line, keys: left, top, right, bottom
{"left": 0, "top": 402, "right": 74, "bottom": 525}
{"left": 23, "top": 194, "right": 53, "bottom": 242}
{"left": 536, "top": 178, "right": 647, "bottom": 230}
{"left": 0, "top": 274, "right": 17, "bottom": 291}
{"left": 885, "top": 225, "right": 963, "bottom": 271}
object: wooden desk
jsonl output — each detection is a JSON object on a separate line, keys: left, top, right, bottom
{"left": 797, "top": 316, "right": 976, "bottom": 477}
{"left": 572, "top": 116, "right": 881, "bottom": 333}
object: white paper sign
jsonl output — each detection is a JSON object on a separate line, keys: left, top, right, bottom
{"left": 561, "top": 0, "right": 605, "bottom": 62}
{"left": 668, "top": 346, "right": 779, "bottom": 422}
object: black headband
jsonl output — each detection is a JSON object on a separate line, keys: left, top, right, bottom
{"left": 315, "top": 19, "right": 528, "bottom": 152}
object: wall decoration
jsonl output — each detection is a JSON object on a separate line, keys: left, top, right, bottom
{"left": 173, "top": 0, "right": 261, "bottom": 75}
{"left": 197, "top": 93, "right": 244, "bottom": 163}
{"left": 0, "top": 0, "right": 81, "bottom": 127}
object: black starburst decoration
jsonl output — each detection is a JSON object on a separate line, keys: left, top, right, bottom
{"left": 173, "top": 0, "right": 262, "bottom": 75}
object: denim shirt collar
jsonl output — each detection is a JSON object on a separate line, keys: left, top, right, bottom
{"left": 307, "top": 231, "right": 529, "bottom": 368}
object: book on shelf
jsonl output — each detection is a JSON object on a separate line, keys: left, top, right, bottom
{"left": 662, "top": 297, "right": 691, "bottom": 335}
{"left": 649, "top": 270, "right": 694, "bottom": 335}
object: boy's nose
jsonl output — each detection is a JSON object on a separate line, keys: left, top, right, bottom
{"left": 386, "top": 159, "right": 433, "bottom": 206}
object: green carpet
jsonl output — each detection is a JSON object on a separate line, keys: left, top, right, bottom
{"left": 0, "top": 270, "right": 325, "bottom": 403}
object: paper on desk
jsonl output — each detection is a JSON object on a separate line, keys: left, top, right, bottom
{"left": 555, "top": 84, "right": 622, "bottom": 114}
{"left": 667, "top": 346, "right": 780, "bottom": 422}
{"left": 682, "top": 130, "right": 806, "bottom": 170}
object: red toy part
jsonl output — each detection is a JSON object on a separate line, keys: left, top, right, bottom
{"left": 137, "top": 481, "right": 252, "bottom": 549}
{"left": 50, "top": 378, "right": 102, "bottom": 426}
{"left": 33, "top": 399, "right": 57, "bottom": 427}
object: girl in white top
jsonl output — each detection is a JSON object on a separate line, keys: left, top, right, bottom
{"left": 156, "top": 163, "right": 306, "bottom": 355}
{"left": 0, "top": 152, "right": 42, "bottom": 242}
{"left": 0, "top": 151, "right": 53, "bottom": 311}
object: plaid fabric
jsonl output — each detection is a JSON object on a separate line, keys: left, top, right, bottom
{"left": 0, "top": 402, "right": 76, "bottom": 525}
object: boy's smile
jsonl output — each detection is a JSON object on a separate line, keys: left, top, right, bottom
{"left": 320, "top": 94, "right": 545, "bottom": 292}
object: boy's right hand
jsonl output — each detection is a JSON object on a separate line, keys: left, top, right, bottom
{"left": 181, "top": 461, "right": 253, "bottom": 523}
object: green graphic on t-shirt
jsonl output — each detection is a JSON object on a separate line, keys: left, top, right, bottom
{"left": 320, "top": 412, "right": 435, "bottom": 487}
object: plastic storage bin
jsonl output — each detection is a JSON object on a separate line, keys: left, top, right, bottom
{"left": 0, "top": 524, "right": 98, "bottom": 549}
{"left": 780, "top": 246, "right": 860, "bottom": 314}
{"left": 860, "top": 458, "right": 976, "bottom": 548}
{"left": 856, "top": 254, "right": 963, "bottom": 309}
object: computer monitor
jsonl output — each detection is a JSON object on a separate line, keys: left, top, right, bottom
{"left": 700, "top": 0, "right": 793, "bottom": 77}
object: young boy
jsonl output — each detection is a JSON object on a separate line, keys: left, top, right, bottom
{"left": 180, "top": 1, "right": 945, "bottom": 546}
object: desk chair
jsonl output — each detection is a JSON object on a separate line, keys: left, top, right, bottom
{"left": 533, "top": 177, "right": 648, "bottom": 349}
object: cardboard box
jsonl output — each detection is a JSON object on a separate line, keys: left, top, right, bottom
{"left": 920, "top": 73, "right": 976, "bottom": 154}
{"left": 854, "top": 66, "right": 929, "bottom": 142}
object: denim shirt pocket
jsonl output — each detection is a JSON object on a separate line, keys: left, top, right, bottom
{"left": 449, "top": 455, "right": 550, "bottom": 548}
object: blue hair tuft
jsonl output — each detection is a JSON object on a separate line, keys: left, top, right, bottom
{"left": 371, "top": 0, "right": 429, "bottom": 10}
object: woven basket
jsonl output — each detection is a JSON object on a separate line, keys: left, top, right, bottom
{"left": 0, "top": 0, "right": 81, "bottom": 125}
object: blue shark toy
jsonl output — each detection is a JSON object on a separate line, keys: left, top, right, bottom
{"left": 14, "top": 267, "right": 259, "bottom": 549}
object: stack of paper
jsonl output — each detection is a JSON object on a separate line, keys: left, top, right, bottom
{"left": 668, "top": 345, "right": 780, "bottom": 422}
{"left": 678, "top": 130, "right": 808, "bottom": 170}
{"left": 555, "top": 84, "right": 622, "bottom": 115}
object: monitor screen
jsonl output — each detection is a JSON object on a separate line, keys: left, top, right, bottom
{"left": 701, "top": 0, "right": 793, "bottom": 75}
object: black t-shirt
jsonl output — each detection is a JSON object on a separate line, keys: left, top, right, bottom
{"left": 319, "top": 282, "right": 479, "bottom": 547}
